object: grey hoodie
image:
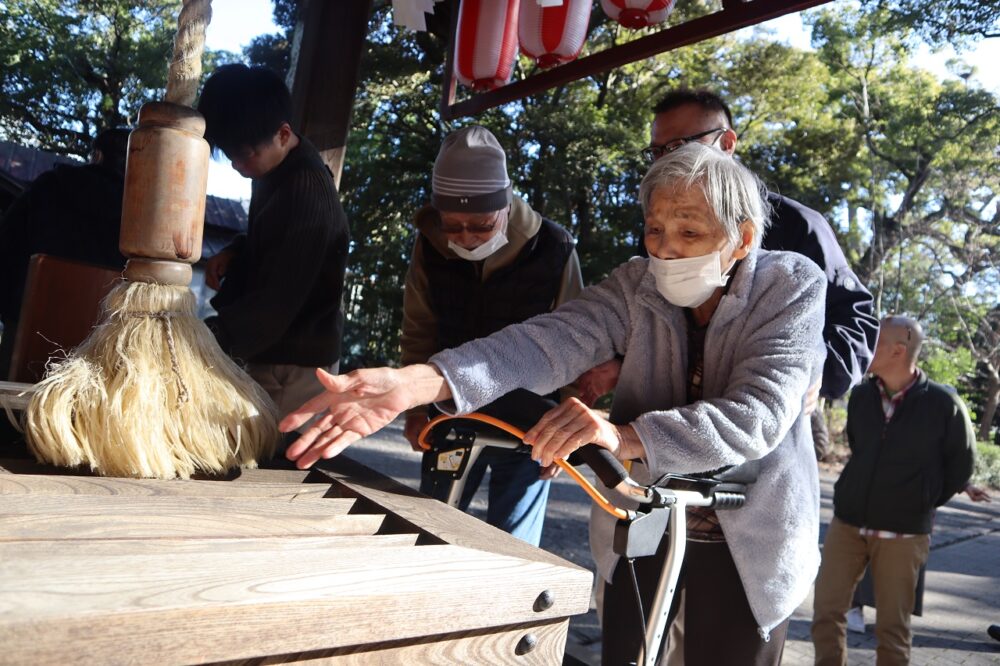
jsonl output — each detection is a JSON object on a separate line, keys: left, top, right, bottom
{"left": 430, "top": 249, "right": 827, "bottom": 635}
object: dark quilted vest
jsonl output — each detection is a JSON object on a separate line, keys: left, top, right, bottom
{"left": 423, "top": 218, "right": 575, "bottom": 351}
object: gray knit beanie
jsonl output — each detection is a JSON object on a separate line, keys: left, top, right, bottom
{"left": 432, "top": 126, "right": 513, "bottom": 213}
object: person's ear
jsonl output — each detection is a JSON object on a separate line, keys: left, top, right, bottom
{"left": 278, "top": 122, "right": 293, "bottom": 146}
{"left": 731, "top": 219, "right": 754, "bottom": 260}
{"left": 719, "top": 128, "right": 738, "bottom": 155}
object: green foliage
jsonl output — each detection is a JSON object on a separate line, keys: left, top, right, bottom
{"left": 973, "top": 441, "right": 1000, "bottom": 489}
{"left": 859, "top": 0, "right": 1000, "bottom": 48}
{"left": 243, "top": 33, "right": 291, "bottom": 79}
{"left": 332, "top": 3, "right": 1000, "bottom": 386}
{"left": 922, "top": 345, "right": 976, "bottom": 395}
{"left": 0, "top": 0, "right": 231, "bottom": 158}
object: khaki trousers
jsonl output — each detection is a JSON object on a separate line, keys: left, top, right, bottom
{"left": 812, "top": 517, "right": 930, "bottom": 666}
{"left": 247, "top": 362, "right": 339, "bottom": 423}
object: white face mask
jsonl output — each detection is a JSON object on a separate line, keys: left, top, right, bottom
{"left": 647, "top": 250, "right": 735, "bottom": 308}
{"left": 447, "top": 227, "right": 509, "bottom": 261}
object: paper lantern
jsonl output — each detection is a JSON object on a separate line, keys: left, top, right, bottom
{"left": 519, "top": 0, "right": 591, "bottom": 69}
{"left": 454, "top": 0, "right": 520, "bottom": 91}
{"left": 600, "top": 0, "right": 676, "bottom": 29}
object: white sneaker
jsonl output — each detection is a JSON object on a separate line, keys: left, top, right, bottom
{"left": 846, "top": 606, "right": 866, "bottom": 634}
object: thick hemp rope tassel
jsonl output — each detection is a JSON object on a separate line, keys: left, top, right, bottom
{"left": 25, "top": 0, "right": 279, "bottom": 478}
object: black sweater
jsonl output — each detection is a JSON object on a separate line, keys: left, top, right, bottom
{"left": 834, "top": 371, "right": 976, "bottom": 534}
{"left": 208, "top": 138, "right": 349, "bottom": 366}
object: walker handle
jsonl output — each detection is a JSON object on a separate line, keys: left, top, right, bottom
{"left": 569, "top": 444, "right": 630, "bottom": 490}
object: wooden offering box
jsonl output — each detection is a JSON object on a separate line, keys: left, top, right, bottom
{"left": 0, "top": 457, "right": 592, "bottom": 665}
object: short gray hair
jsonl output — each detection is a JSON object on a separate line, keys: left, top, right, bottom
{"left": 638, "top": 143, "right": 770, "bottom": 249}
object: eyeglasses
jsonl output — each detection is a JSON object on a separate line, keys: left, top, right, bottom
{"left": 641, "top": 128, "right": 727, "bottom": 163}
{"left": 439, "top": 209, "right": 504, "bottom": 235}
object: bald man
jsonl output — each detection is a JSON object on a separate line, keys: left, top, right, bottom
{"left": 811, "top": 315, "right": 975, "bottom": 666}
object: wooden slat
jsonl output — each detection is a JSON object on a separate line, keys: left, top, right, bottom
{"left": 216, "top": 619, "right": 570, "bottom": 665}
{"left": 0, "top": 511, "right": 385, "bottom": 541}
{"left": 0, "top": 494, "right": 356, "bottom": 518}
{"left": 0, "top": 544, "right": 591, "bottom": 665}
{"left": 0, "top": 473, "right": 334, "bottom": 499}
{"left": 315, "top": 456, "right": 586, "bottom": 569}
{"left": 226, "top": 466, "right": 324, "bottom": 484}
{"left": 0, "top": 534, "right": 420, "bottom": 559}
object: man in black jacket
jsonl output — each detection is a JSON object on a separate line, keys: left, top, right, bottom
{"left": 197, "top": 65, "right": 349, "bottom": 423}
{"left": 644, "top": 89, "right": 878, "bottom": 403}
{"left": 812, "top": 315, "right": 975, "bottom": 665}
{"left": 582, "top": 89, "right": 879, "bottom": 459}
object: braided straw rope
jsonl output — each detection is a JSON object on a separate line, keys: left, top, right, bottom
{"left": 164, "top": 0, "right": 213, "bottom": 107}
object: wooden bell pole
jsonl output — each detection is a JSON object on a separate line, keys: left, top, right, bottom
{"left": 120, "top": 0, "right": 213, "bottom": 287}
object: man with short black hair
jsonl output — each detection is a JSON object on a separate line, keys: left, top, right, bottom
{"left": 581, "top": 88, "right": 879, "bottom": 455}
{"left": 811, "top": 315, "right": 976, "bottom": 665}
{"left": 645, "top": 88, "right": 879, "bottom": 405}
{"left": 197, "top": 64, "right": 349, "bottom": 422}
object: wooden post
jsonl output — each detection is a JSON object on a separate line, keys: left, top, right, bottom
{"left": 287, "top": 0, "right": 374, "bottom": 189}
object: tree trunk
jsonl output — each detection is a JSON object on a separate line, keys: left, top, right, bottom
{"left": 978, "top": 363, "right": 1000, "bottom": 442}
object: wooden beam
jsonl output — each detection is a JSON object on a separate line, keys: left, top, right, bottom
{"left": 287, "top": 0, "right": 374, "bottom": 187}
{"left": 441, "top": 0, "right": 832, "bottom": 120}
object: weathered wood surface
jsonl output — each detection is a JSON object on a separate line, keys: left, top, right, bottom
{"left": 0, "top": 494, "right": 354, "bottom": 517}
{"left": 0, "top": 534, "right": 420, "bottom": 558}
{"left": 0, "top": 455, "right": 592, "bottom": 665}
{"left": 0, "top": 473, "right": 332, "bottom": 499}
{"left": 0, "top": 509, "right": 385, "bottom": 541}
{"left": 2, "top": 544, "right": 584, "bottom": 664}
{"left": 214, "top": 619, "right": 571, "bottom": 665}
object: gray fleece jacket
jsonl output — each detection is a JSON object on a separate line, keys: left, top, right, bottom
{"left": 430, "top": 249, "right": 827, "bottom": 635}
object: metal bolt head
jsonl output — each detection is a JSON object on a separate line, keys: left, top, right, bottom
{"left": 533, "top": 589, "right": 555, "bottom": 612}
{"left": 515, "top": 633, "right": 538, "bottom": 655}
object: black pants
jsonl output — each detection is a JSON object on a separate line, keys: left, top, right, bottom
{"left": 602, "top": 537, "right": 788, "bottom": 666}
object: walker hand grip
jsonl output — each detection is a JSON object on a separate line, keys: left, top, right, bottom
{"left": 569, "top": 444, "right": 629, "bottom": 490}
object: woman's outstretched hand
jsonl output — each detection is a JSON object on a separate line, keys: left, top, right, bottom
{"left": 523, "top": 397, "right": 643, "bottom": 467}
{"left": 280, "top": 365, "right": 450, "bottom": 469}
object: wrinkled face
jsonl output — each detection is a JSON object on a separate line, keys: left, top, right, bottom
{"left": 438, "top": 207, "right": 508, "bottom": 250}
{"left": 650, "top": 104, "right": 736, "bottom": 159}
{"left": 643, "top": 183, "right": 753, "bottom": 278}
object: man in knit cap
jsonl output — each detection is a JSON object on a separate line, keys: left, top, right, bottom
{"left": 400, "top": 125, "right": 583, "bottom": 545}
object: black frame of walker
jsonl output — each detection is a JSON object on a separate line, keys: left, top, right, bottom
{"left": 424, "top": 407, "right": 757, "bottom": 666}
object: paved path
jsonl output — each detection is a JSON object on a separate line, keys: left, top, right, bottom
{"left": 341, "top": 420, "right": 1000, "bottom": 665}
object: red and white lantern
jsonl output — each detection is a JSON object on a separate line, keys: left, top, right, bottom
{"left": 454, "top": 0, "right": 520, "bottom": 91}
{"left": 601, "top": 0, "right": 676, "bottom": 29}
{"left": 519, "top": 0, "right": 591, "bottom": 69}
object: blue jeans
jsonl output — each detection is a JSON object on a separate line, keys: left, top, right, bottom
{"left": 420, "top": 446, "right": 550, "bottom": 546}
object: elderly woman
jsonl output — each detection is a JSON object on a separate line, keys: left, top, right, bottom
{"left": 281, "top": 143, "right": 826, "bottom": 665}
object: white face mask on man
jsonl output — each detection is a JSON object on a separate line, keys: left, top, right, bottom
{"left": 447, "top": 219, "right": 509, "bottom": 261}
{"left": 448, "top": 231, "right": 508, "bottom": 261}
{"left": 647, "top": 249, "right": 736, "bottom": 308}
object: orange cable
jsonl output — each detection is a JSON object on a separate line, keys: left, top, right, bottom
{"left": 418, "top": 412, "right": 629, "bottom": 520}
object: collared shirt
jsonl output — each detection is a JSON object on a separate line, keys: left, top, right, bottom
{"left": 862, "top": 369, "right": 923, "bottom": 538}
{"left": 875, "top": 370, "right": 920, "bottom": 422}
